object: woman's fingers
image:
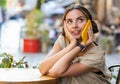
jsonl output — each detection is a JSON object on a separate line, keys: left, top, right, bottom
{"left": 63, "top": 21, "right": 76, "bottom": 43}
{"left": 87, "top": 27, "right": 94, "bottom": 45}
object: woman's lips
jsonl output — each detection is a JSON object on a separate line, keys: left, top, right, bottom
{"left": 72, "top": 30, "right": 81, "bottom": 36}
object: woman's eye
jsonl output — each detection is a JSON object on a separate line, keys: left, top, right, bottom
{"left": 77, "top": 19, "right": 83, "bottom": 23}
{"left": 67, "top": 20, "right": 73, "bottom": 24}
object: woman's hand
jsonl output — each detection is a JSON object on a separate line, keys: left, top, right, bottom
{"left": 64, "top": 21, "right": 76, "bottom": 43}
{"left": 81, "top": 27, "right": 95, "bottom": 46}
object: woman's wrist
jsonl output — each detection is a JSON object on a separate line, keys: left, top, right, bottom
{"left": 70, "top": 41, "right": 77, "bottom": 47}
{"left": 70, "top": 39, "right": 77, "bottom": 44}
{"left": 80, "top": 42, "right": 85, "bottom": 46}
{"left": 77, "top": 43, "right": 86, "bottom": 51}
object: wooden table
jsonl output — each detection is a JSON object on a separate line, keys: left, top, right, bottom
{"left": 0, "top": 68, "right": 58, "bottom": 84}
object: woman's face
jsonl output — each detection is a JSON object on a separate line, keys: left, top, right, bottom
{"left": 65, "top": 9, "right": 87, "bottom": 39}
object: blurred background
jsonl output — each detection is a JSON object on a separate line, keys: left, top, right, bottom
{"left": 0, "top": 0, "right": 120, "bottom": 83}
{"left": 0, "top": 0, "right": 120, "bottom": 54}
{"left": 0, "top": 0, "right": 120, "bottom": 68}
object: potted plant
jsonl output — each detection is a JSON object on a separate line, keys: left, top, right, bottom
{"left": 23, "top": 8, "right": 44, "bottom": 53}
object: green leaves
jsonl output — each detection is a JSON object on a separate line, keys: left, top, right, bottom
{"left": 0, "top": 52, "right": 29, "bottom": 68}
{"left": 0, "top": 0, "right": 6, "bottom": 9}
{"left": 25, "top": 8, "right": 45, "bottom": 38}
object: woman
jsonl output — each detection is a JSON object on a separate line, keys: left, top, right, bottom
{"left": 39, "top": 4, "right": 111, "bottom": 84}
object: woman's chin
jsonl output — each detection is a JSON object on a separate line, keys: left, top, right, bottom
{"left": 74, "top": 36, "right": 81, "bottom": 39}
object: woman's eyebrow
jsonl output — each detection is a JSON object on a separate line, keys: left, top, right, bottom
{"left": 65, "top": 18, "right": 72, "bottom": 21}
{"left": 76, "top": 16, "right": 85, "bottom": 19}
{"left": 65, "top": 16, "right": 85, "bottom": 20}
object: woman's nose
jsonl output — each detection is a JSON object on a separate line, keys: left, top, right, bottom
{"left": 72, "top": 20, "right": 78, "bottom": 28}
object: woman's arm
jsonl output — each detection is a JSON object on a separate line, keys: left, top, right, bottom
{"left": 39, "top": 37, "right": 77, "bottom": 75}
{"left": 60, "top": 62, "right": 93, "bottom": 77}
{"left": 48, "top": 46, "right": 94, "bottom": 77}
{"left": 48, "top": 19, "right": 96, "bottom": 77}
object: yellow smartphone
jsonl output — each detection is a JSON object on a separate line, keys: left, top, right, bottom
{"left": 81, "top": 20, "right": 92, "bottom": 44}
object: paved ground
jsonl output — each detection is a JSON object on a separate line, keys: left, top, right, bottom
{"left": 106, "top": 52, "right": 120, "bottom": 67}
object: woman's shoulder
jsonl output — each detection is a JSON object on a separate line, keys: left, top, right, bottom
{"left": 80, "top": 43, "right": 105, "bottom": 61}
{"left": 57, "top": 34, "right": 64, "bottom": 40}
{"left": 86, "top": 43, "right": 104, "bottom": 55}
{"left": 58, "top": 34, "right": 69, "bottom": 48}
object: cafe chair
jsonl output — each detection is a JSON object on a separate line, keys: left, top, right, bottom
{"left": 108, "top": 65, "right": 120, "bottom": 84}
